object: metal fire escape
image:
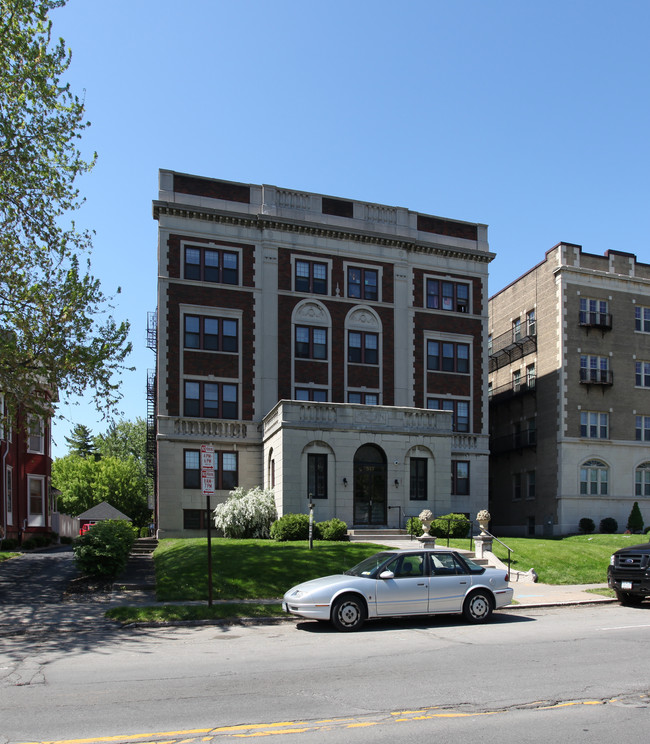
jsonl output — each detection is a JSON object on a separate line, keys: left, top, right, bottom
{"left": 146, "top": 310, "right": 157, "bottom": 513}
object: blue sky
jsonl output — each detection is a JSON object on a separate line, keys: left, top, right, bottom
{"left": 50, "top": 0, "right": 650, "bottom": 455}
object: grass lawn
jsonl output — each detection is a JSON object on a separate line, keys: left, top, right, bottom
{"left": 154, "top": 538, "right": 388, "bottom": 602}
{"left": 0, "top": 552, "right": 15, "bottom": 563}
{"left": 105, "top": 534, "right": 644, "bottom": 625}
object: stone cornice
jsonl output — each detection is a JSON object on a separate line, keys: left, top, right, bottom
{"left": 153, "top": 201, "right": 494, "bottom": 264}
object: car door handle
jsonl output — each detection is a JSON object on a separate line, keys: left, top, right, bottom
{"left": 417, "top": 583, "right": 426, "bottom": 586}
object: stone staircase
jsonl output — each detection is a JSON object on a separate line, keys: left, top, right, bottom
{"left": 130, "top": 537, "right": 158, "bottom": 556}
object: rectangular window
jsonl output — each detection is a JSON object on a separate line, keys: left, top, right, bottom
{"left": 579, "top": 298, "right": 608, "bottom": 326}
{"left": 580, "top": 355, "right": 610, "bottom": 383}
{"left": 28, "top": 418, "right": 44, "bottom": 454}
{"left": 184, "top": 381, "right": 238, "bottom": 419}
{"left": 184, "top": 246, "right": 239, "bottom": 284}
{"left": 427, "top": 398, "right": 469, "bottom": 432}
{"left": 28, "top": 476, "right": 45, "bottom": 526}
{"left": 295, "top": 259, "right": 327, "bottom": 294}
{"left": 527, "top": 471, "right": 536, "bottom": 500}
{"left": 183, "top": 450, "right": 201, "bottom": 488}
{"left": 636, "top": 415, "right": 650, "bottom": 441}
{"left": 348, "top": 267, "right": 378, "bottom": 301}
{"left": 6, "top": 466, "right": 12, "bottom": 523}
{"left": 295, "top": 388, "right": 328, "bottom": 402}
{"left": 348, "top": 331, "right": 378, "bottom": 364}
{"left": 451, "top": 461, "right": 469, "bottom": 496}
{"left": 527, "top": 309, "right": 536, "bottom": 336}
{"left": 426, "top": 279, "right": 469, "bottom": 312}
{"left": 183, "top": 509, "right": 211, "bottom": 530}
{"left": 348, "top": 392, "right": 379, "bottom": 405}
{"left": 184, "top": 316, "right": 238, "bottom": 352}
{"left": 635, "top": 306, "right": 650, "bottom": 333}
{"left": 526, "top": 363, "right": 536, "bottom": 388}
{"left": 512, "top": 369, "right": 521, "bottom": 392}
{"left": 513, "top": 472, "right": 522, "bottom": 501}
{"left": 184, "top": 450, "right": 238, "bottom": 490}
{"left": 636, "top": 361, "right": 650, "bottom": 388}
{"left": 308, "top": 454, "right": 328, "bottom": 499}
{"left": 410, "top": 458, "right": 427, "bottom": 500}
{"left": 580, "top": 411, "right": 609, "bottom": 439}
{"left": 295, "top": 326, "right": 327, "bottom": 360}
{"left": 512, "top": 319, "right": 522, "bottom": 342}
{"left": 427, "top": 341, "right": 469, "bottom": 373}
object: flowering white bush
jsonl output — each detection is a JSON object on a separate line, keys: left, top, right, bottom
{"left": 213, "top": 486, "right": 277, "bottom": 539}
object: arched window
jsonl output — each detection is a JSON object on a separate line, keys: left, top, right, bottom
{"left": 580, "top": 459, "right": 608, "bottom": 496}
{"left": 635, "top": 462, "right": 650, "bottom": 497}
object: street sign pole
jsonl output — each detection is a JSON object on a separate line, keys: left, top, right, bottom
{"left": 201, "top": 445, "right": 215, "bottom": 607}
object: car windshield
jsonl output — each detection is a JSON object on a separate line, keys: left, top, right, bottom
{"left": 461, "top": 555, "right": 486, "bottom": 574}
{"left": 344, "top": 552, "right": 392, "bottom": 578}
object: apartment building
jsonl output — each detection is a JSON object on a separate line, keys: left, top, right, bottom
{"left": 152, "top": 171, "right": 493, "bottom": 537}
{"left": 488, "top": 243, "right": 650, "bottom": 536}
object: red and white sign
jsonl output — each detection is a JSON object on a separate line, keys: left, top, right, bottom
{"left": 201, "top": 468, "right": 215, "bottom": 496}
{"left": 200, "top": 444, "right": 215, "bottom": 469}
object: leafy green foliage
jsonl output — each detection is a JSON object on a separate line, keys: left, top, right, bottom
{"left": 579, "top": 517, "right": 595, "bottom": 534}
{"left": 431, "top": 513, "right": 470, "bottom": 539}
{"left": 52, "top": 453, "right": 150, "bottom": 528}
{"left": 626, "top": 502, "right": 644, "bottom": 533}
{"left": 0, "top": 0, "right": 131, "bottom": 422}
{"left": 316, "top": 518, "right": 348, "bottom": 541}
{"left": 213, "top": 486, "right": 277, "bottom": 539}
{"left": 406, "top": 517, "right": 423, "bottom": 537}
{"left": 64, "top": 423, "right": 97, "bottom": 458}
{"left": 94, "top": 418, "right": 147, "bottom": 477}
{"left": 73, "top": 520, "right": 135, "bottom": 578}
{"left": 270, "top": 513, "right": 310, "bottom": 541}
{"left": 599, "top": 517, "right": 618, "bottom": 534}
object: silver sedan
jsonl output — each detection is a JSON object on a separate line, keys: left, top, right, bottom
{"left": 282, "top": 549, "right": 513, "bottom": 631}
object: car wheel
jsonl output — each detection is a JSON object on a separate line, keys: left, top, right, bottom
{"left": 331, "top": 594, "right": 367, "bottom": 632}
{"left": 463, "top": 590, "right": 493, "bottom": 623}
{"left": 615, "top": 590, "right": 644, "bottom": 606}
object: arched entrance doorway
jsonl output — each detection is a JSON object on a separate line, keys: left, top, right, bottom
{"left": 353, "top": 444, "right": 387, "bottom": 526}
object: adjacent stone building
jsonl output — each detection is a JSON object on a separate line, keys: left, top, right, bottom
{"left": 488, "top": 243, "right": 650, "bottom": 536}
{"left": 153, "top": 171, "right": 493, "bottom": 537}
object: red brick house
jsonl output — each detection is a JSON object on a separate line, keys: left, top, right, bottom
{"left": 1, "top": 404, "right": 52, "bottom": 544}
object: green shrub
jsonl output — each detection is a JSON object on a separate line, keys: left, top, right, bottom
{"left": 431, "top": 513, "right": 470, "bottom": 539}
{"left": 1, "top": 538, "right": 18, "bottom": 551}
{"left": 60, "top": 536, "right": 73, "bottom": 545}
{"left": 579, "top": 517, "right": 595, "bottom": 534}
{"left": 270, "top": 513, "right": 312, "bottom": 541}
{"left": 406, "top": 517, "right": 423, "bottom": 537}
{"left": 73, "top": 520, "right": 136, "bottom": 578}
{"left": 627, "top": 502, "right": 644, "bottom": 533}
{"left": 213, "top": 486, "right": 277, "bottom": 539}
{"left": 599, "top": 517, "right": 618, "bottom": 534}
{"left": 316, "top": 518, "right": 348, "bottom": 541}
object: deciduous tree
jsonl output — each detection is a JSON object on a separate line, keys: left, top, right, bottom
{"left": 0, "top": 0, "right": 131, "bottom": 423}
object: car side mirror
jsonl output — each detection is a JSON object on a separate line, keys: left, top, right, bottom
{"left": 379, "top": 570, "right": 395, "bottom": 580}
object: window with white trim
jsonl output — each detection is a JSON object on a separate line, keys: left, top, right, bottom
{"left": 184, "top": 245, "right": 239, "bottom": 284}
{"left": 427, "top": 398, "right": 469, "bottom": 432}
{"left": 635, "top": 462, "right": 650, "bottom": 497}
{"left": 184, "top": 381, "right": 238, "bottom": 419}
{"left": 28, "top": 476, "right": 45, "bottom": 526}
{"left": 6, "top": 466, "right": 12, "bottom": 525}
{"left": 636, "top": 361, "right": 650, "bottom": 388}
{"left": 580, "top": 355, "right": 610, "bottom": 383}
{"left": 580, "top": 459, "right": 608, "bottom": 496}
{"left": 348, "top": 331, "right": 378, "bottom": 365}
{"left": 295, "top": 388, "right": 328, "bottom": 402}
{"left": 427, "top": 341, "right": 469, "bottom": 373}
{"left": 347, "top": 266, "right": 378, "bottom": 301}
{"left": 635, "top": 306, "right": 650, "bottom": 333}
{"left": 348, "top": 391, "right": 378, "bottom": 405}
{"left": 295, "top": 259, "right": 328, "bottom": 295}
{"left": 636, "top": 415, "right": 650, "bottom": 442}
{"left": 580, "top": 411, "right": 609, "bottom": 439}
{"left": 27, "top": 418, "right": 44, "bottom": 454}
{"left": 426, "top": 279, "right": 469, "bottom": 312}
{"left": 184, "top": 316, "right": 238, "bottom": 352}
{"left": 295, "top": 326, "right": 327, "bottom": 360}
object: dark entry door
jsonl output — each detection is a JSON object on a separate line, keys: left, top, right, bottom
{"left": 353, "top": 445, "right": 387, "bottom": 525}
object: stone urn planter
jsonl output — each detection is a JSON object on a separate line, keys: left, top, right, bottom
{"left": 476, "top": 509, "right": 491, "bottom": 536}
{"left": 419, "top": 509, "right": 434, "bottom": 535}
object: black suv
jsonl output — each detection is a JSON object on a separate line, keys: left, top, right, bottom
{"left": 608, "top": 542, "right": 650, "bottom": 605}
